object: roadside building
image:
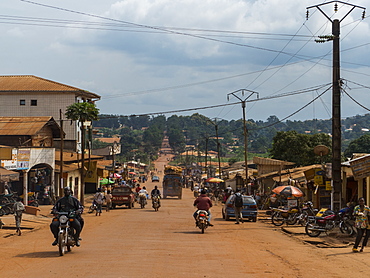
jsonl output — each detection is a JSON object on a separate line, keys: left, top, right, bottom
{"left": 0, "top": 75, "right": 101, "bottom": 151}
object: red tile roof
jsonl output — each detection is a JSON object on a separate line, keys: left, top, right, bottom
{"left": 0, "top": 75, "right": 100, "bottom": 99}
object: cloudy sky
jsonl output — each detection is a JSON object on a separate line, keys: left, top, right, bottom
{"left": 1, "top": 0, "right": 370, "bottom": 122}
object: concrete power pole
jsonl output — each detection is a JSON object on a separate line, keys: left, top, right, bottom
{"left": 307, "top": 1, "right": 365, "bottom": 210}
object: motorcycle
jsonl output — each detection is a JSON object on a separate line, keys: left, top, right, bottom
{"left": 54, "top": 211, "right": 77, "bottom": 256}
{"left": 195, "top": 210, "right": 209, "bottom": 234}
{"left": 271, "top": 207, "right": 300, "bottom": 226}
{"left": 88, "top": 200, "right": 97, "bottom": 214}
{"left": 152, "top": 195, "right": 160, "bottom": 211}
{"left": 296, "top": 201, "right": 318, "bottom": 226}
{"left": 139, "top": 194, "right": 147, "bottom": 209}
{"left": 305, "top": 208, "right": 354, "bottom": 237}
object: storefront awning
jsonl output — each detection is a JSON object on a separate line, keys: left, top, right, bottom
{"left": 0, "top": 167, "right": 19, "bottom": 182}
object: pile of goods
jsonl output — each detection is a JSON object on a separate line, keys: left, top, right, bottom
{"left": 164, "top": 166, "right": 183, "bottom": 175}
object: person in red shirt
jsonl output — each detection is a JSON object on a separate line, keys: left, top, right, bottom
{"left": 193, "top": 189, "right": 213, "bottom": 226}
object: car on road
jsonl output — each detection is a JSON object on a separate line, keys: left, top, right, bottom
{"left": 152, "top": 176, "right": 160, "bottom": 182}
{"left": 222, "top": 195, "right": 258, "bottom": 222}
{"left": 111, "top": 186, "right": 135, "bottom": 209}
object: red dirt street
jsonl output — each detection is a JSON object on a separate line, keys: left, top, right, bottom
{"left": 1, "top": 153, "right": 370, "bottom": 277}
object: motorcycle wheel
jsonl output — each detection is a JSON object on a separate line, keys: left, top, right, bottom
{"left": 271, "top": 212, "right": 284, "bottom": 226}
{"left": 305, "top": 222, "right": 321, "bottom": 237}
{"left": 58, "top": 233, "right": 66, "bottom": 256}
{"left": 88, "top": 205, "right": 95, "bottom": 213}
{"left": 340, "top": 221, "right": 354, "bottom": 235}
{"left": 67, "top": 245, "right": 71, "bottom": 252}
{"left": 2, "top": 206, "right": 10, "bottom": 215}
{"left": 286, "top": 213, "right": 298, "bottom": 225}
{"left": 30, "top": 201, "right": 39, "bottom": 207}
{"left": 0, "top": 208, "right": 4, "bottom": 216}
{"left": 298, "top": 211, "right": 309, "bottom": 226}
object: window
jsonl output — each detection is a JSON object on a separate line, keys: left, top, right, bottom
{"left": 31, "top": 100, "right": 37, "bottom": 106}
{"left": 20, "top": 100, "right": 26, "bottom": 105}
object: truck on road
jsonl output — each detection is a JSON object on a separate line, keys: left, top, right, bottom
{"left": 163, "top": 166, "right": 183, "bottom": 199}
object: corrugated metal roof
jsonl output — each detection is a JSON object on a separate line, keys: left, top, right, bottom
{"left": 253, "top": 156, "right": 295, "bottom": 166}
{"left": 55, "top": 150, "right": 103, "bottom": 162}
{"left": 0, "top": 75, "right": 100, "bottom": 99}
{"left": 0, "top": 116, "right": 61, "bottom": 136}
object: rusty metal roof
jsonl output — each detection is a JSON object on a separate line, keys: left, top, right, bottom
{"left": 0, "top": 116, "right": 62, "bottom": 137}
{"left": 0, "top": 75, "right": 100, "bottom": 99}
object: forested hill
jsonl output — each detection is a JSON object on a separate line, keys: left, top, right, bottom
{"left": 93, "top": 113, "right": 370, "bottom": 164}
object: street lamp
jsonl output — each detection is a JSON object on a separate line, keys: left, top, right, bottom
{"left": 227, "top": 89, "right": 259, "bottom": 183}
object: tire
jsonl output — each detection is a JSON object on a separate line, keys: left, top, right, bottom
{"left": 128, "top": 203, "right": 132, "bottom": 209}
{"left": 0, "top": 208, "right": 4, "bottom": 216}
{"left": 340, "top": 221, "right": 354, "bottom": 235}
{"left": 58, "top": 233, "right": 66, "bottom": 256}
{"left": 88, "top": 206, "right": 95, "bottom": 214}
{"left": 286, "top": 213, "right": 298, "bottom": 225}
{"left": 67, "top": 245, "right": 71, "bottom": 252}
{"left": 225, "top": 213, "right": 230, "bottom": 221}
{"left": 271, "top": 212, "right": 284, "bottom": 226}
{"left": 112, "top": 204, "right": 116, "bottom": 209}
{"left": 305, "top": 222, "right": 321, "bottom": 237}
{"left": 222, "top": 211, "right": 225, "bottom": 219}
{"left": 298, "top": 212, "right": 309, "bottom": 226}
{"left": 30, "top": 201, "right": 39, "bottom": 207}
{"left": 2, "top": 206, "right": 10, "bottom": 215}
{"left": 252, "top": 217, "right": 257, "bottom": 222}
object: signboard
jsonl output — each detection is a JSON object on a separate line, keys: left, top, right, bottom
{"left": 17, "top": 149, "right": 30, "bottom": 170}
{"left": 325, "top": 180, "right": 332, "bottom": 191}
{"left": 0, "top": 148, "right": 12, "bottom": 160}
{"left": 349, "top": 154, "right": 370, "bottom": 181}
{"left": 1, "top": 148, "right": 17, "bottom": 170}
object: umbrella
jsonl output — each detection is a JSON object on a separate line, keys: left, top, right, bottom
{"left": 128, "top": 172, "right": 137, "bottom": 175}
{"left": 272, "top": 185, "right": 304, "bottom": 197}
{"left": 110, "top": 173, "right": 122, "bottom": 178}
{"left": 206, "top": 177, "right": 224, "bottom": 183}
{"left": 99, "top": 178, "right": 115, "bottom": 185}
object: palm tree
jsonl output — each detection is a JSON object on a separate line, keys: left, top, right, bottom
{"left": 66, "top": 102, "right": 99, "bottom": 205}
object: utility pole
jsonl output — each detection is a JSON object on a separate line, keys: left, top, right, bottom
{"left": 59, "top": 109, "right": 64, "bottom": 198}
{"left": 205, "top": 137, "right": 208, "bottom": 179}
{"left": 307, "top": 1, "right": 365, "bottom": 211}
{"left": 227, "top": 89, "right": 259, "bottom": 184}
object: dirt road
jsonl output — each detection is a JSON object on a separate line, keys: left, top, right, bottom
{"left": 1, "top": 153, "right": 370, "bottom": 277}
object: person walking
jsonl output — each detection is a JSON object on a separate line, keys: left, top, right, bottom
{"left": 353, "top": 197, "right": 370, "bottom": 252}
{"left": 13, "top": 197, "right": 25, "bottom": 236}
{"left": 230, "top": 189, "right": 244, "bottom": 224}
{"left": 105, "top": 190, "right": 112, "bottom": 212}
{"left": 94, "top": 188, "right": 104, "bottom": 216}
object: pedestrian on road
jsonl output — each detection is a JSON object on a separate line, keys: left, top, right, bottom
{"left": 230, "top": 189, "right": 244, "bottom": 224}
{"left": 14, "top": 197, "right": 25, "bottom": 236}
{"left": 105, "top": 190, "right": 112, "bottom": 212}
{"left": 94, "top": 188, "right": 104, "bottom": 216}
{"left": 353, "top": 197, "right": 370, "bottom": 252}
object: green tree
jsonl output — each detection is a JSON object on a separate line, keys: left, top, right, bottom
{"left": 344, "top": 134, "right": 370, "bottom": 158}
{"left": 65, "top": 102, "right": 99, "bottom": 205}
{"left": 269, "top": 130, "right": 331, "bottom": 166}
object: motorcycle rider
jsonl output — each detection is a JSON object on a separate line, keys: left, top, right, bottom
{"left": 151, "top": 186, "right": 161, "bottom": 207}
{"left": 193, "top": 189, "right": 213, "bottom": 227}
{"left": 138, "top": 186, "right": 148, "bottom": 205}
{"left": 50, "top": 187, "right": 83, "bottom": 247}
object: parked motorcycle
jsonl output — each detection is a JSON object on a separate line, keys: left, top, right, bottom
{"left": 271, "top": 207, "right": 300, "bottom": 226}
{"left": 54, "top": 211, "right": 77, "bottom": 256}
{"left": 152, "top": 195, "right": 160, "bottom": 211}
{"left": 296, "top": 201, "right": 318, "bottom": 226}
{"left": 195, "top": 210, "right": 209, "bottom": 234}
{"left": 305, "top": 208, "right": 354, "bottom": 237}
